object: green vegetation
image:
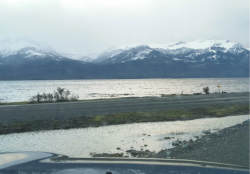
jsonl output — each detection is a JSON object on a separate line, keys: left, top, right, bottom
{"left": 0, "top": 101, "right": 29, "bottom": 105}
{"left": 91, "top": 109, "right": 193, "bottom": 125}
{"left": 161, "top": 94, "right": 193, "bottom": 97}
{"left": 0, "top": 104, "right": 249, "bottom": 135}
{"left": 201, "top": 105, "right": 249, "bottom": 116}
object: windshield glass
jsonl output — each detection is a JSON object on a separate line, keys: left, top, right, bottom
{"left": 0, "top": 0, "right": 249, "bottom": 170}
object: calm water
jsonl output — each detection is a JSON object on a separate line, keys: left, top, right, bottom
{"left": 0, "top": 78, "right": 249, "bottom": 102}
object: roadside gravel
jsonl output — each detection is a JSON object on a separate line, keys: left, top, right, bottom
{"left": 155, "top": 120, "right": 250, "bottom": 168}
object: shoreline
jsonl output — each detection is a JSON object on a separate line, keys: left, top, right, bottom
{"left": 1, "top": 91, "right": 249, "bottom": 106}
{"left": 0, "top": 76, "right": 248, "bottom": 81}
{"left": 92, "top": 119, "right": 249, "bottom": 168}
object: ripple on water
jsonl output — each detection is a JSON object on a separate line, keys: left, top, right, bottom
{"left": 0, "top": 78, "right": 248, "bottom": 102}
{"left": 0, "top": 115, "right": 249, "bottom": 157}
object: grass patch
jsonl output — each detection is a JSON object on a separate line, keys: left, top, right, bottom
{"left": 161, "top": 94, "right": 194, "bottom": 97}
{"left": 0, "top": 101, "right": 29, "bottom": 105}
{"left": 10, "top": 101, "right": 29, "bottom": 105}
{"left": 90, "top": 109, "right": 193, "bottom": 125}
{"left": 0, "top": 104, "right": 249, "bottom": 135}
{"left": 203, "top": 105, "right": 249, "bottom": 116}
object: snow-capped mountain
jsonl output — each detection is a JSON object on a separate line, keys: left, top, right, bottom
{"left": 0, "top": 37, "right": 97, "bottom": 62}
{"left": 59, "top": 50, "right": 94, "bottom": 62}
{"left": 0, "top": 37, "right": 98, "bottom": 80}
{"left": 148, "top": 38, "right": 242, "bottom": 51}
{"left": 0, "top": 37, "right": 248, "bottom": 80}
{"left": 92, "top": 44, "right": 148, "bottom": 63}
{"left": 0, "top": 37, "right": 61, "bottom": 58}
{"left": 97, "top": 45, "right": 169, "bottom": 64}
{"left": 93, "top": 39, "right": 249, "bottom": 65}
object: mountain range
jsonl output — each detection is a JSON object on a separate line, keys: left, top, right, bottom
{"left": 0, "top": 37, "right": 249, "bottom": 80}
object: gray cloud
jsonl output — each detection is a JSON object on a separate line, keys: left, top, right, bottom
{"left": 0, "top": 0, "right": 249, "bottom": 53}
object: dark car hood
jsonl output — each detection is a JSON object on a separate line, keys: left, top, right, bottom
{"left": 0, "top": 151, "right": 249, "bottom": 174}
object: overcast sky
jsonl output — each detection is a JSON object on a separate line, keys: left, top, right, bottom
{"left": 0, "top": 0, "right": 249, "bottom": 53}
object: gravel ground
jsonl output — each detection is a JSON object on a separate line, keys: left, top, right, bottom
{"left": 155, "top": 120, "right": 250, "bottom": 168}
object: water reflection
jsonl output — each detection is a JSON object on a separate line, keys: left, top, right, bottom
{"left": 0, "top": 115, "right": 248, "bottom": 157}
{"left": 0, "top": 78, "right": 249, "bottom": 102}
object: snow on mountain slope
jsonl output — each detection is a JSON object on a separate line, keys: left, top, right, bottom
{"left": 105, "top": 43, "right": 145, "bottom": 52}
{"left": 93, "top": 45, "right": 152, "bottom": 63}
{"left": 106, "top": 39, "right": 245, "bottom": 55}
{"left": 96, "top": 40, "right": 249, "bottom": 65}
{"left": 101, "top": 46, "right": 157, "bottom": 64}
{"left": 130, "top": 48, "right": 152, "bottom": 60}
{"left": 0, "top": 37, "right": 247, "bottom": 64}
{"left": 147, "top": 38, "right": 237, "bottom": 51}
{"left": 94, "top": 39, "right": 248, "bottom": 64}
{"left": 0, "top": 37, "right": 98, "bottom": 62}
{"left": 0, "top": 37, "right": 60, "bottom": 58}
{"left": 59, "top": 50, "right": 95, "bottom": 62}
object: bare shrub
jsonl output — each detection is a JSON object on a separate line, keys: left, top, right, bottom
{"left": 0, "top": 99, "right": 4, "bottom": 105}
{"left": 203, "top": 87, "right": 210, "bottom": 94}
{"left": 70, "top": 94, "right": 79, "bottom": 101}
{"left": 53, "top": 87, "right": 71, "bottom": 102}
{"left": 29, "top": 87, "right": 79, "bottom": 103}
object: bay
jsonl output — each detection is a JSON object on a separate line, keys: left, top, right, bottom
{"left": 0, "top": 78, "right": 249, "bottom": 102}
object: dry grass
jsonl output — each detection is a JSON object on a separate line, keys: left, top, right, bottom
{"left": 0, "top": 104, "right": 248, "bottom": 135}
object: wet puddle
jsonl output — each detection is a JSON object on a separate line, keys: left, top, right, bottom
{"left": 0, "top": 115, "right": 248, "bottom": 157}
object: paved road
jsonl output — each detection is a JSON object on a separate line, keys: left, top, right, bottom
{"left": 0, "top": 92, "right": 249, "bottom": 124}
